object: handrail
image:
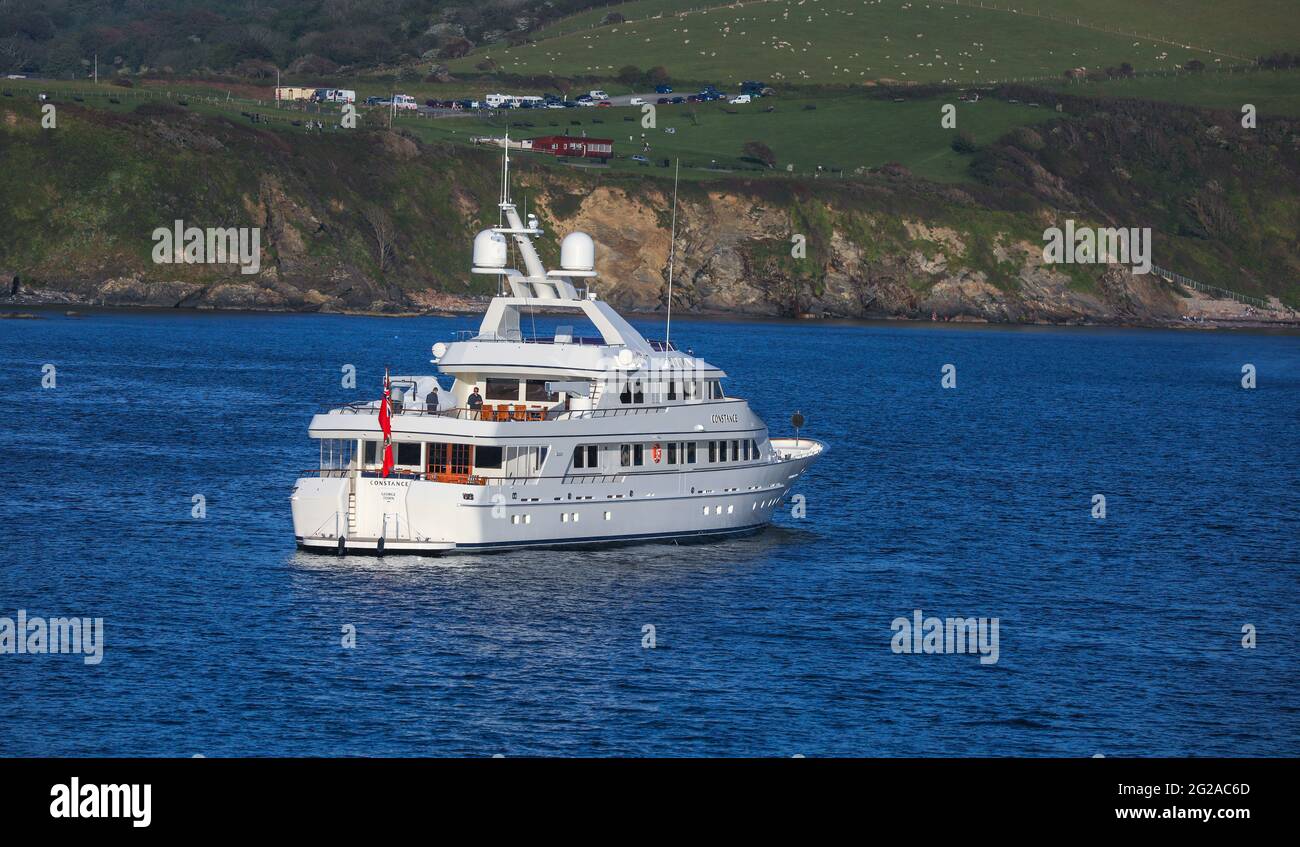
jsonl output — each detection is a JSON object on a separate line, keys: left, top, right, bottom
{"left": 447, "top": 331, "right": 677, "bottom": 350}
{"left": 319, "top": 402, "right": 694, "bottom": 421}
{"left": 451, "top": 330, "right": 609, "bottom": 345}
{"left": 1151, "top": 265, "right": 1278, "bottom": 310}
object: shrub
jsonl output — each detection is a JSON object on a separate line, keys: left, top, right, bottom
{"left": 951, "top": 130, "right": 977, "bottom": 154}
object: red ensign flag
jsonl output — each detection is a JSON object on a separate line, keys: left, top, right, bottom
{"left": 379, "top": 369, "right": 394, "bottom": 478}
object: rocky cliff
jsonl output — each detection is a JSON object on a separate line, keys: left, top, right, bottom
{"left": 2, "top": 94, "right": 1297, "bottom": 325}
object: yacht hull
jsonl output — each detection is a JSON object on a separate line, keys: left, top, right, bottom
{"left": 291, "top": 440, "right": 823, "bottom": 556}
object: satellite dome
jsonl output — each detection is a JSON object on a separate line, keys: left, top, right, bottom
{"left": 472, "top": 229, "right": 507, "bottom": 271}
{"left": 560, "top": 232, "right": 596, "bottom": 276}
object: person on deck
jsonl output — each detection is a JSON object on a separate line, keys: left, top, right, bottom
{"left": 425, "top": 384, "right": 439, "bottom": 412}
{"left": 467, "top": 387, "right": 483, "bottom": 418}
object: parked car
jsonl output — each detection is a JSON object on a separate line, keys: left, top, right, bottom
{"left": 577, "top": 99, "right": 596, "bottom": 107}
{"left": 657, "top": 97, "right": 670, "bottom": 105}
{"left": 596, "top": 100, "right": 612, "bottom": 108}
{"left": 655, "top": 84, "right": 673, "bottom": 94}
{"left": 629, "top": 97, "right": 645, "bottom": 106}
{"left": 576, "top": 93, "right": 593, "bottom": 102}
{"left": 391, "top": 94, "right": 418, "bottom": 110}
{"left": 729, "top": 94, "right": 752, "bottom": 104}
{"left": 365, "top": 96, "right": 390, "bottom": 107}
{"left": 670, "top": 96, "right": 685, "bottom": 104}
{"left": 631, "top": 155, "right": 650, "bottom": 164}
{"left": 588, "top": 89, "right": 609, "bottom": 100}
{"left": 686, "top": 94, "right": 701, "bottom": 103}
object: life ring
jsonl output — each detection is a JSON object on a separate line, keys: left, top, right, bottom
{"left": 652, "top": 443, "right": 662, "bottom": 463}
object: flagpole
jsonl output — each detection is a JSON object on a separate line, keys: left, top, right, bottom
{"left": 665, "top": 158, "right": 680, "bottom": 347}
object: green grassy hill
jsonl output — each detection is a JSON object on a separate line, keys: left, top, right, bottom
{"left": 455, "top": 0, "right": 1300, "bottom": 86}
{"left": 395, "top": 93, "right": 1055, "bottom": 182}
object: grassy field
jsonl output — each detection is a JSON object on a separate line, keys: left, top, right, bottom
{"left": 388, "top": 93, "right": 1054, "bottom": 182}
{"left": 1043, "top": 66, "right": 1300, "bottom": 116}
{"left": 1, "top": 79, "right": 1055, "bottom": 182}
{"left": 452, "top": 0, "right": 1300, "bottom": 86}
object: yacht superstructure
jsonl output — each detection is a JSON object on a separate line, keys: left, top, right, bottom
{"left": 291, "top": 150, "right": 824, "bottom": 554}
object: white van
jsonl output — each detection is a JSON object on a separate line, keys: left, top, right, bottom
{"left": 728, "top": 94, "right": 752, "bottom": 104}
{"left": 589, "top": 89, "right": 609, "bottom": 101}
{"left": 392, "top": 94, "right": 418, "bottom": 110}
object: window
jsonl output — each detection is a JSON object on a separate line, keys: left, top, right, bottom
{"left": 632, "top": 380, "right": 644, "bottom": 404}
{"left": 667, "top": 442, "right": 677, "bottom": 464}
{"left": 619, "top": 382, "right": 632, "bottom": 404}
{"left": 524, "top": 380, "right": 550, "bottom": 402}
{"left": 708, "top": 441, "right": 717, "bottom": 463}
{"left": 743, "top": 440, "right": 750, "bottom": 461}
{"left": 719, "top": 440, "right": 728, "bottom": 462}
{"left": 732, "top": 440, "right": 740, "bottom": 461}
{"left": 684, "top": 380, "right": 697, "bottom": 399}
{"left": 476, "top": 445, "right": 503, "bottom": 469}
{"left": 620, "top": 444, "right": 631, "bottom": 467}
{"left": 486, "top": 378, "right": 519, "bottom": 402}
{"left": 363, "top": 440, "right": 380, "bottom": 465}
{"left": 633, "top": 444, "right": 644, "bottom": 466}
{"left": 668, "top": 380, "right": 677, "bottom": 401}
{"left": 450, "top": 443, "right": 472, "bottom": 475}
{"left": 710, "top": 381, "right": 724, "bottom": 399}
{"left": 750, "top": 439, "right": 758, "bottom": 459}
{"left": 426, "top": 443, "right": 474, "bottom": 475}
{"left": 687, "top": 442, "right": 697, "bottom": 463}
{"left": 319, "top": 439, "right": 355, "bottom": 470}
{"left": 604, "top": 511, "right": 611, "bottom": 521}
{"left": 396, "top": 442, "right": 421, "bottom": 466}
{"left": 574, "top": 445, "right": 599, "bottom": 469}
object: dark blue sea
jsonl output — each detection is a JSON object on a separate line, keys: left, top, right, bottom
{"left": 2, "top": 309, "right": 1297, "bottom": 757}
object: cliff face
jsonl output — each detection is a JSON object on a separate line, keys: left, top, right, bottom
{"left": 553, "top": 185, "right": 1187, "bottom": 324}
{"left": 2, "top": 95, "right": 1297, "bottom": 324}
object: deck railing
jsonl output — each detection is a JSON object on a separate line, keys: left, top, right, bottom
{"left": 447, "top": 331, "right": 678, "bottom": 351}
{"left": 321, "top": 401, "right": 673, "bottom": 422}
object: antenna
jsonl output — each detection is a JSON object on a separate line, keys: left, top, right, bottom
{"left": 501, "top": 132, "right": 511, "bottom": 207}
{"left": 665, "top": 158, "right": 680, "bottom": 348}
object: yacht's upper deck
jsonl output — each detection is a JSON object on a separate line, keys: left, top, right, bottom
{"left": 433, "top": 293, "right": 725, "bottom": 381}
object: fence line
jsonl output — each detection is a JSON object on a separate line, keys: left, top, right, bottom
{"left": 1152, "top": 265, "right": 1276, "bottom": 310}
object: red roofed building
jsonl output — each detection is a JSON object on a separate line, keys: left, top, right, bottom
{"left": 528, "top": 136, "right": 614, "bottom": 162}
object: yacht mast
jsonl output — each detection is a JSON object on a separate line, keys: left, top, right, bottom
{"left": 665, "top": 158, "right": 680, "bottom": 346}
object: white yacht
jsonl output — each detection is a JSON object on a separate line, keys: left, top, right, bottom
{"left": 291, "top": 151, "right": 825, "bottom": 554}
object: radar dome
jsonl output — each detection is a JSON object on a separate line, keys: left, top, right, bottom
{"left": 560, "top": 232, "right": 596, "bottom": 275}
{"left": 472, "top": 229, "right": 507, "bottom": 270}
